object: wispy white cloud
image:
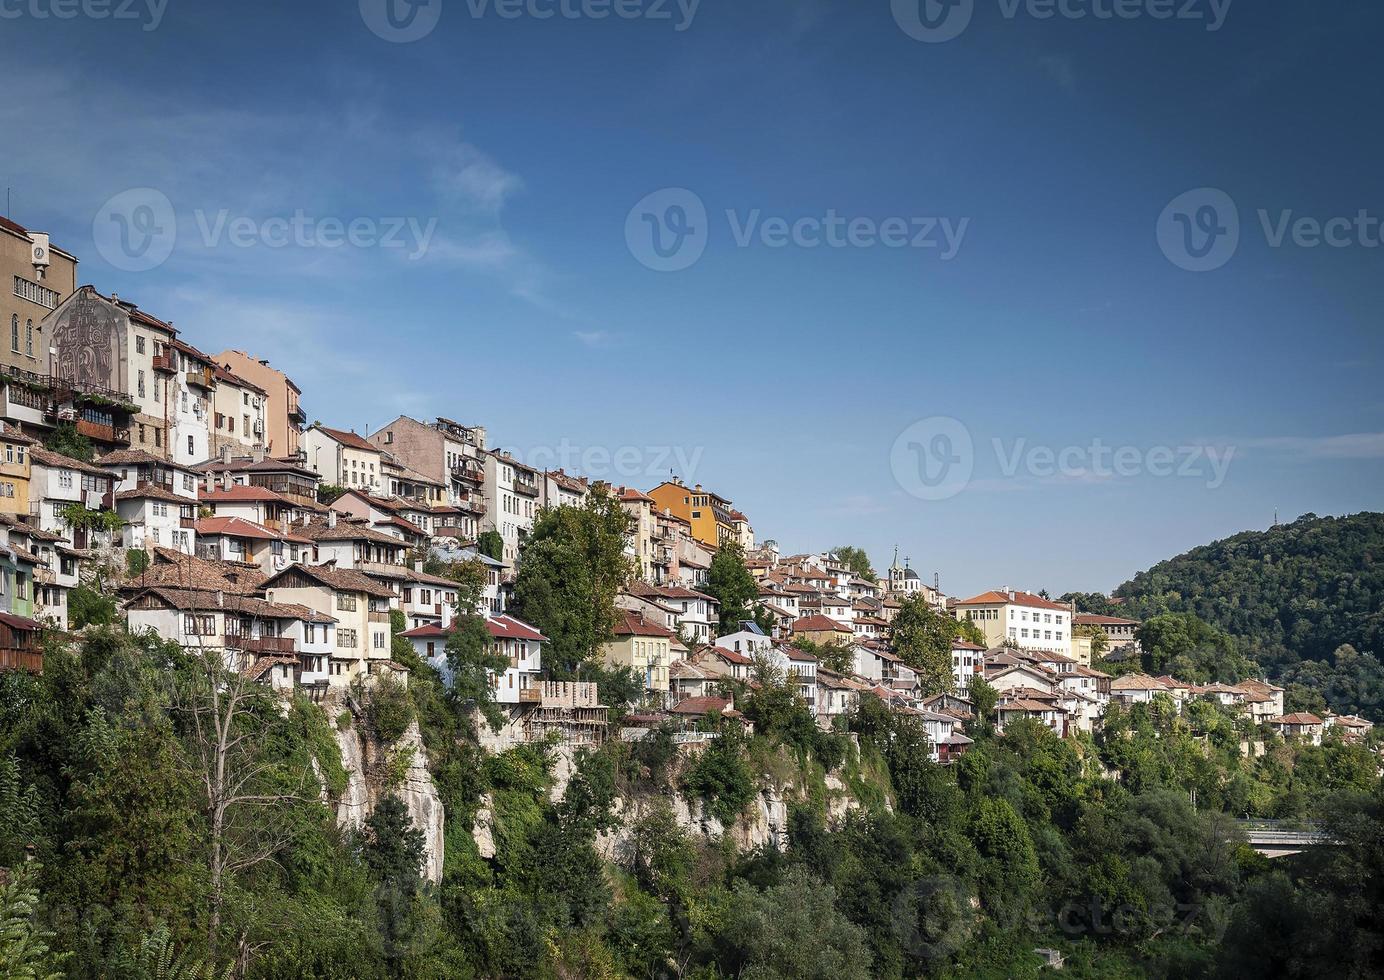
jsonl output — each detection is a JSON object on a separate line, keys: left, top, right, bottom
{"left": 573, "top": 330, "right": 611, "bottom": 347}
{"left": 1241, "top": 433, "right": 1384, "bottom": 460}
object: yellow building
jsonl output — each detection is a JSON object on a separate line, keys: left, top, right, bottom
{"left": 647, "top": 479, "right": 737, "bottom": 549}
{"left": 0, "top": 423, "right": 34, "bottom": 519}
{"left": 603, "top": 609, "right": 672, "bottom": 694}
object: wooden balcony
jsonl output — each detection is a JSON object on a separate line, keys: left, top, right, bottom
{"left": 514, "top": 480, "right": 539, "bottom": 498}
{"left": 186, "top": 367, "right": 216, "bottom": 389}
{"left": 152, "top": 353, "right": 176, "bottom": 373}
{"left": 76, "top": 419, "right": 116, "bottom": 442}
{"left": 229, "top": 635, "right": 297, "bottom": 655}
{"left": 367, "top": 610, "right": 392, "bottom": 624}
{"left": 0, "top": 648, "right": 43, "bottom": 673}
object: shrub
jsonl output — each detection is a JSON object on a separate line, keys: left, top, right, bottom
{"left": 364, "top": 675, "right": 415, "bottom": 743}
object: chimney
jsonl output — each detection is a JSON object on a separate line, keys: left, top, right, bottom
{"left": 220, "top": 444, "right": 232, "bottom": 464}
{"left": 328, "top": 510, "right": 337, "bottom": 528}
{"left": 221, "top": 470, "right": 232, "bottom": 491}
{"left": 216, "top": 590, "right": 224, "bottom": 608}
{"left": 251, "top": 446, "right": 265, "bottom": 463}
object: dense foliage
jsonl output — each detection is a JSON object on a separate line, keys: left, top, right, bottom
{"left": 1115, "top": 512, "right": 1384, "bottom": 718}
{"left": 511, "top": 487, "right": 634, "bottom": 677}
{"left": 3, "top": 597, "right": 1382, "bottom": 978}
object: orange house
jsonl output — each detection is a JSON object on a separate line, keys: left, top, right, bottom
{"left": 647, "top": 479, "right": 736, "bottom": 549}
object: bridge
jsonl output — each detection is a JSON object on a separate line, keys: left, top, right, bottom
{"left": 1235, "top": 820, "right": 1331, "bottom": 858}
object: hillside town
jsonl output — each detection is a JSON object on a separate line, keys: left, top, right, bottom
{"left": 0, "top": 212, "right": 1373, "bottom": 760}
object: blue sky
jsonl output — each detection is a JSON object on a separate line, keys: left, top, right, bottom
{"left": 3, "top": 0, "right": 1381, "bottom": 596}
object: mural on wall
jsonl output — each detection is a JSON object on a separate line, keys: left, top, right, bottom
{"left": 48, "top": 288, "right": 126, "bottom": 393}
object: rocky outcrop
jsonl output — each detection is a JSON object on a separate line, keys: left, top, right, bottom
{"left": 335, "top": 716, "right": 445, "bottom": 883}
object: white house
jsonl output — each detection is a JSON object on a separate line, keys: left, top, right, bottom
{"left": 401, "top": 613, "right": 548, "bottom": 704}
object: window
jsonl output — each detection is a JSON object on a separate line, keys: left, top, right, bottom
{"left": 187, "top": 436, "right": 194, "bottom": 457}
{"left": 136, "top": 334, "right": 145, "bottom": 354}
{"left": 183, "top": 614, "right": 216, "bottom": 636}
{"left": 271, "top": 540, "right": 284, "bottom": 557}
{"left": 373, "top": 632, "right": 386, "bottom": 650}
{"left": 58, "top": 469, "right": 73, "bottom": 489}
{"left": 154, "top": 381, "right": 160, "bottom": 403}
{"left": 152, "top": 502, "right": 167, "bottom": 517}
{"left": 9, "top": 315, "right": 16, "bottom": 352}
{"left": 138, "top": 370, "right": 146, "bottom": 398}
{"left": 338, "top": 628, "right": 357, "bottom": 648}
{"left": 13, "top": 275, "right": 59, "bottom": 310}
{"left": 336, "top": 594, "right": 357, "bottom": 612}
{"left": 25, "top": 320, "right": 32, "bottom": 356}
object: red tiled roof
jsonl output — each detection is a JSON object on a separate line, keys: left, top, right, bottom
{"left": 1271, "top": 712, "right": 1323, "bottom": 726}
{"left": 791, "top": 614, "right": 851, "bottom": 633}
{"left": 315, "top": 425, "right": 380, "bottom": 453}
{"left": 956, "top": 590, "right": 1070, "bottom": 612}
{"left": 614, "top": 609, "right": 675, "bottom": 639}
{"left": 200, "top": 485, "right": 288, "bottom": 504}
{"left": 195, "top": 516, "right": 310, "bottom": 543}
{"left": 1073, "top": 613, "right": 1140, "bottom": 626}
{"left": 668, "top": 696, "right": 731, "bottom": 716}
{"left": 400, "top": 614, "right": 547, "bottom": 643}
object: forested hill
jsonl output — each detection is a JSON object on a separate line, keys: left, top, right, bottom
{"left": 1114, "top": 512, "right": 1384, "bottom": 672}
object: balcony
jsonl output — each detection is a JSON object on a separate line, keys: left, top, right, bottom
{"left": 76, "top": 419, "right": 116, "bottom": 442}
{"left": 289, "top": 403, "right": 307, "bottom": 424}
{"left": 451, "top": 462, "right": 484, "bottom": 484}
{"left": 229, "top": 635, "right": 297, "bottom": 655}
{"left": 186, "top": 366, "right": 216, "bottom": 389}
{"left": 152, "top": 353, "right": 176, "bottom": 373}
{"left": 0, "top": 648, "right": 43, "bottom": 673}
{"left": 367, "top": 610, "right": 392, "bottom": 624}
{"left": 514, "top": 479, "right": 539, "bottom": 498}
{"left": 518, "top": 687, "right": 542, "bottom": 703}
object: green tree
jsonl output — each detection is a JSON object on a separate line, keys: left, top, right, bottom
{"left": 42, "top": 421, "right": 94, "bottom": 463}
{"left": 968, "top": 675, "right": 998, "bottom": 730}
{"left": 1137, "top": 612, "right": 1252, "bottom": 682}
{"left": 1074, "top": 622, "right": 1109, "bottom": 658}
{"left": 891, "top": 593, "right": 963, "bottom": 696}
{"left": 512, "top": 487, "right": 634, "bottom": 676}
{"left": 476, "top": 529, "right": 504, "bottom": 562}
{"left": 703, "top": 540, "right": 760, "bottom": 632}
{"left": 832, "top": 546, "right": 876, "bottom": 581}
{"left": 716, "top": 866, "right": 872, "bottom": 980}
{"left": 0, "top": 866, "right": 64, "bottom": 980}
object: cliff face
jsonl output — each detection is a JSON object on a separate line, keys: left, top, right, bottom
{"left": 471, "top": 741, "right": 881, "bottom": 864}
{"left": 335, "top": 718, "right": 445, "bottom": 883}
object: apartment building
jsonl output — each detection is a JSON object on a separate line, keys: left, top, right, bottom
{"left": 262, "top": 563, "right": 395, "bottom": 686}
{"left": 304, "top": 424, "right": 384, "bottom": 492}
{"left": 1, "top": 214, "right": 77, "bottom": 379}
{"left": 954, "top": 589, "right": 1073, "bottom": 655}
{"left": 604, "top": 609, "right": 672, "bottom": 695}
{"left": 647, "top": 478, "right": 737, "bottom": 548}
{"left": 0, "top": 423, "right": 34, "bottom": 519}
{"left": 368, "top": 416, "right": 489, "bottom": 514}
{"left": 485, "top": 450, "right": 540, "bottom": 565}
{"left": 215, "top": 350, "right": 305, "bottom": 457}
{"left": 99, "top": 449, "right": 200, "bottom": 554}
{"left": 209, "top": 364, "right": 267, "bottom": 458}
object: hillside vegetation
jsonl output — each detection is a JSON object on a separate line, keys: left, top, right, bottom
{"left": 1114, "top": 513, "right": 1384, "bottom": 717}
